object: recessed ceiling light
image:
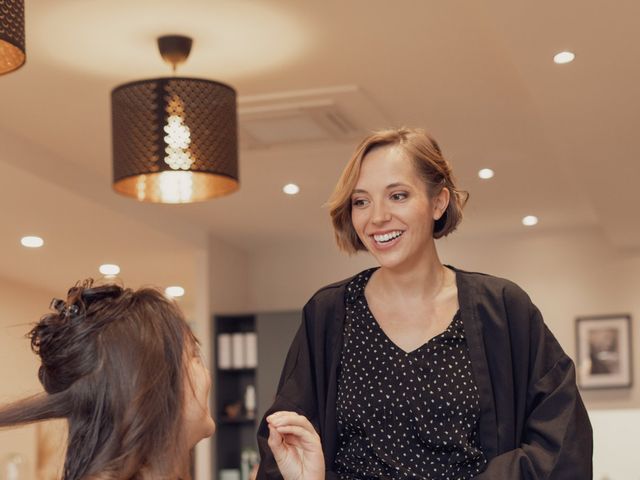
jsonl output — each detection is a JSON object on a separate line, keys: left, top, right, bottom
{"left": 99, "top": 264, "right": 120, "bottom": 276}
{"left": 21, "top": 236, "right": 44, "bottom": 248}
{"left": 478, "top": 168, "right": 495, "bottom": 180}
{"left": 165, "top": 286, "right": 185, "bottom": 298}
{"left": 553, "top": 51, "right": 575, "bottom": 64}
{"left": 283, "top": 183, "right": 300, "bottom": 195}
{"left": 522, "top": 215, "right": 539, "bottom": 227}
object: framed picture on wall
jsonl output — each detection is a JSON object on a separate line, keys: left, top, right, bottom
{"left": 576, "top": 314, "right": 632, "bottom": 389}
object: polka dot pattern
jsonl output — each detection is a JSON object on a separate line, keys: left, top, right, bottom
{"left": 335, "top": 269, "right": 487, "bottom": 479}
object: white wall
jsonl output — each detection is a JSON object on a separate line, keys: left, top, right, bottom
{"left": 590, "top": 408, "right": 640, "bottom": 480}
{"left": 0, "top": 277, "right": 53, "bottom": 478}
{"left": 247, "top": 226, "right": 640, "bottom": 410}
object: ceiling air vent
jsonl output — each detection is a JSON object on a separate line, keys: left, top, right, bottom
{"left": 238, "top": 85, "right": 390, "bottom": 149}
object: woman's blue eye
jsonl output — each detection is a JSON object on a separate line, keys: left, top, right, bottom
{"left": 351, "top": 198, "right": 368, "bottom": 207}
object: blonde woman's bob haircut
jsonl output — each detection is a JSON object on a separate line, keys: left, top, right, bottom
{"left": 328, "top": 127, "right": 468, "bottom": 254}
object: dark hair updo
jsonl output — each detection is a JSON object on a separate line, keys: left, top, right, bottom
{"left": 31, "top": 282, "right": 124, "bottom": 394}
{"left": 0, "top": 279, "right": 198, "bottom": 480}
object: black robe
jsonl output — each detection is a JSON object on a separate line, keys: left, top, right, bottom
{"left": 256, "top": 267, "right": 593, "bottom": 479}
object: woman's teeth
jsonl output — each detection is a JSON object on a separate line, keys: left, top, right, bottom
{"left": 373, "top": 231, "right": 403, "bottom": 243}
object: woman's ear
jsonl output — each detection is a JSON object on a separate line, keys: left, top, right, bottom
{"left": 433, "top": 187, "right": 450, "bottom": 220}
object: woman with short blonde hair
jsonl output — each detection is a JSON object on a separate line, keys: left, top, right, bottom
{"left": 329, "top": 127, "right": 467, "bottom": 253}
{"left": 258, "top": 127, "right": 592, "bottom": 479}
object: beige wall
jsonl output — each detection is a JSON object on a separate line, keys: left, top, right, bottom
{"left": 209, "top": 236, "right": 250, "bottom": 314}
{"left": 0, "top": 277, "right": 53, "bottom": 478}
{"left": 247, "top": 226, "right": 640, "bottom": 411}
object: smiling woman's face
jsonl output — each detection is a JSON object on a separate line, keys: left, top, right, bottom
{"left": 350, "top": 145, "right": 447, "bottom": 271}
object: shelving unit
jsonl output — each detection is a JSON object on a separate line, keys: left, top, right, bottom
{"left": 213, "top": 314, "right": 258, "bottom": 477}
{"left": 211, "top": 310, "right": 302, "bottom": 479}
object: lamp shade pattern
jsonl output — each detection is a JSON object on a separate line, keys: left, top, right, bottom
{"left": 0, "top": 0, "right": 26, "bottom": 75}
{"left": 111, "top": 77, "right": 238, "bottom": 203}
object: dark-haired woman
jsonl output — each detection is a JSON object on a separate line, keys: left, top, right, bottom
{"left": 0, "top": 281, "right": 321, "bottom": 480}
{"left": 0, "top": 282, "right": 212, "bottom": 479}
{"left": 257, "top": 128, "right": 593, "bottom": 479}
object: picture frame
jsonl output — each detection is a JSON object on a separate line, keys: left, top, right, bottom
{"left": 576, "top": 314, "right": 632, "bottom": 389}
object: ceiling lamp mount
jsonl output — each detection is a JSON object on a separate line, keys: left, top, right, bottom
{"left": 157, "top": 34, "right": 193, "bottom": 73}
{"left": 0, "top": 0, "right": 26, "bottom": 75}
{"left": 111, "top": 34, "right": 239, "bottom": 204}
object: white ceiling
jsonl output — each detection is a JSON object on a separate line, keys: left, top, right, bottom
{"left": 1, "top": 0, "right": 638, "bottom": 309}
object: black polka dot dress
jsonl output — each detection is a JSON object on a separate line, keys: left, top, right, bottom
{"left": 335, "top": 269, "right": 487, "bottom": 479}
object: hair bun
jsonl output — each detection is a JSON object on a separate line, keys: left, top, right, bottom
{"left": 30, "top": 310, "right": 79, "bottom": 393}
{"left": 30, "top": 281, "right": 124, "bottom": 394}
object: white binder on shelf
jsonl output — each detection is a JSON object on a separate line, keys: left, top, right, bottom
{"left": 231, "top": 332, "right": 245, "bottom": 369}
{"left": 217, "top": 334, "right": 232, "bottom": 370}
{"left": 244, "top": 332, "right": 258, "bottom": 368}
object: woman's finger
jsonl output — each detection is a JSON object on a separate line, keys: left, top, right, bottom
{"left": 268, "top": 411, "right": 317, "bottom": 432}
{"left": 274, "top": 424, "right": 320, "bottom": 447}
{"left": 267, "top": 424, "right": 286, "bottom": 455}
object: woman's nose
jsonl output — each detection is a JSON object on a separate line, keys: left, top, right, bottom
{"left": 371, "top": 203, "right": 391, "bottom": 224}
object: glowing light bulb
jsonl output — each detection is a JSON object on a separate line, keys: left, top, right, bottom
{"left": 522, "top": 215, "right": 539, "bottom": 227}
{"left": 164, "top": 115, "right": 192, "bottom": 150}
{"left": 163, "top": 100, "right": 194, "bottom": 171}
{"left": 136, "top": 175, "right": 147, "bottom": 201}
{"left": 158, "top": 171, "right": 194, "bottom": 203}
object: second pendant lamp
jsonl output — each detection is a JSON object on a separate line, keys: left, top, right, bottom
{"left": 111, "top": 35, "right": 239, "bottom": 204}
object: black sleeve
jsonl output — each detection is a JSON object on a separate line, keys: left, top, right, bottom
{"left": 474, "top": 301, "right": 593, "bottom": 479}
{"left": 255, "top": 318, "right": 316, "bottom": 480}
{"left": 257, "top": 299, "right": 344, "bottom": 480}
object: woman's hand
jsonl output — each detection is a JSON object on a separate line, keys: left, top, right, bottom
{"left": 267, "top": 411, "right": 325, "bottom": 480}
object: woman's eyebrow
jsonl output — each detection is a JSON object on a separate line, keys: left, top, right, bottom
{"left": 352, "top": 182, "right": 410, "bottom": 195}
{"left": 386, "top": 182, "right": 410, "bottom": 189}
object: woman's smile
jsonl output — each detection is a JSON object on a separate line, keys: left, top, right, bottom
{"left": 369, "top": 229, "right": 405, "bottom": 250}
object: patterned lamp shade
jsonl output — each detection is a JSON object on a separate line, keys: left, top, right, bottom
{"left": 0, "top": 0, "right": 26, "bottom": 75}
{"left": 111, "top": 77, "right": 239, "bottom": 203}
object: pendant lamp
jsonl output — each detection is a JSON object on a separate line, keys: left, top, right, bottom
{"left": 0, "top": 0, "right": 26, "bottom": 75}
{"left": 111, "top": 35, "right": 239, "bottom": 203}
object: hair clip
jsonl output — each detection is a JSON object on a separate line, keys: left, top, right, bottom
{"left": 81, "top": 285, "right": 123, "bottom": 304}
{"left": 49, "top": 298, "right": 79, "bottom": 318}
